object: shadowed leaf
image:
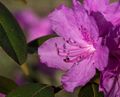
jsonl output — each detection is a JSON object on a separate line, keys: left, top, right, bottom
{"left": 28, "top": 34, "right": 57, "bottom": 53}
{"left": 0, "top": 76, "right": 17, "bottom": 94}
{"left": 79, "top": 83, "right": 104, "bottom": 97}
{"left": 0, "top": 2, "right": 27, "bottom": 64}
{"left": 6, "top": 84, "right": 54, "bottom": 97}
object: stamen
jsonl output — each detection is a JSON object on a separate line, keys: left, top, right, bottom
{"left": 79, "top": 25, "right": 94, "bottom": 43}
{"left": 55, "top": 38, "right": 96, "bottom": 64}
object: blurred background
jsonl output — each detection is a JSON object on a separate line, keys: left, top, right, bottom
{"left": 0, "top": 0, "right": 72, "bottom": 15}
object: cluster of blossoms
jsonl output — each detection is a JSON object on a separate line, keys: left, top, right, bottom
{"left": 38, "top": 0, "right": 120, "bottom": 97}
{"left": 16, "top": 0, "right": 120, "bottom": 97}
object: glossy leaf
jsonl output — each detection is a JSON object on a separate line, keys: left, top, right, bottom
{"left": 78, "top": 83, "right": 104, "bottom": 97}
{"left": 28, "top": 34, "right": 57, "bottom": 53}
{"left": 0, "top": 76, "right": 17, "bottom": 94}
{"left": 6, "top": 84, "right": 54, "bottom": 97}
{"left": 28, "top": 34, "right": 57, "bottom": 46}
{"left": 0, "top": 2, "right": 27, "bottom": 64}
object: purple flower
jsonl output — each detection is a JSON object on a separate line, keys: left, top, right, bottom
{"left": 100, "top": 59, "right": 120, "bottom": 97}
{"left": 38, "top": 0, "right": 108, "bottom": 92}
{"left": 84, "top": 0, "right": 120, "bottom": 26}
{"left": 100, "top": 26, "right": 120, "bottom": 97}
{"left": 15, "top": 9, "right": 52, "bottom": 43}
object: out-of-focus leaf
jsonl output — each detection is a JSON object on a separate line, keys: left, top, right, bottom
{"left": 78, "top": 83, "right": 104, "bottom": 97}
{"left": 55, "top": 87, "right": 80, "bottom": 97}
{"left": 6, "top": 84, "right": 54, "bottom": 97}
{"left": 0, "top": 2, "right": 27, "bottom": 64}
{"left": 28, "top": 34, "right": 57, "bottom": 53}
{"left": 55, "top": 90, "right": 79, "bottom": 97}
{"left": 0, "top": 76, "right": 17, "bottom": 94}
{"left": 55, "top": 90, "right": 73, "bottom": 97}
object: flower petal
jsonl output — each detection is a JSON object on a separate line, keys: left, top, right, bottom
{"left": 100, "top": 56, "right": 120, "bottom": 97}
{"left": 49, "top": 4, "right": 98, "bottom": 45}
{"left": 72, "top": 0, "right": 99, "bottom": 42}
{"left": 94, "top": 43, "right": 109, "bottom": 71}
{"left": 100, "top": 70, "right": 120, "bottom": 97}
{"left": 91, "top": 11, "right": 113, "bottom": 37}
{"left": 38, "top": 37, "right": 74, "bottom": 71}
{"left": 84, "top": 0, "right": 109, "bottom": 12}
{"left": 49, "top": 5, "right": 83, "bottom": 43}
{"left": 104, "top": 2, "right": 120, "bottom": 25}
{"left": 61, "top": 55, "right": 96, "bottom": 92}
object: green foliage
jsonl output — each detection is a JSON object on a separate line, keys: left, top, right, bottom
{"left": 28, "top": 34, "right": 58, "bottom": 47}
{"left": 79, "top": 83, "right": 104, "bottom": 97}
{"left": 0, "top": 76, "right": 17, "bottom": 94}
{"left": 28, "top": 34, "right": 57, "bottom": 53}
{"left": 0, "top": 2, "right": 27, "bottom": 64}
{"left": 55, "top": 89, "right": 79, "bottom": 97}
{"left": 6, "top": 84, "right": 54, "bottom": 97}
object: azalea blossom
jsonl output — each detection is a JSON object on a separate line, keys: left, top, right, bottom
{"left": 84, "top": 0, "right": 120, "bottom": 26}
{"left": 100, "top": 57, "right": 120, "bottom": 97}
{"left": 15, "top": 10, "right": 52, "bottom": 43}
{"left": 38, "top": 0, "right": 108, "bottom": 92}
{"left": 100, "top": 25, "right": 120, "bottom": 97}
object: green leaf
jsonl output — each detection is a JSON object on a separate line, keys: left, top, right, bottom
{"left": 37, "top": 34, "right": 58, "bottom": 46}
{"left": 28, "top": 34, "right": 58, "bottom": 47}
{"left": 0, "top": 2, "right": 27, "bottom": 64}
{"left": 28, "top": 34, "right": 57, "bottom": 53}
{"left": 55, "top": 89, "right": 80, "bottom": 97}
{"left": 0, "top": 76, "right": 17, "bottom": 94}
{"left": 78, "top": 83, "right": 104, "bottom": 97}
{"left": 55, "top": 90, "right": 74, "bottom": 97}
{"left": 6, "top": 84, "right": 54, "bottom": 97}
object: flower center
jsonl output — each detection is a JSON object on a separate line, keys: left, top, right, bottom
{"left": 55, "top": 38, "right": 96, "bottom": 64}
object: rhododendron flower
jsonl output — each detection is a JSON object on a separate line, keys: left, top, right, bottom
{"left": 38, "top": 0, "right": 108, "bottom": 92}
{"left": 84, "top": 0, "right": 120, "bottom": 26}
{"left": 15, "top": 10, "right": 52, "bottom": 43}
{"left": 100, "top": 26, "right": 120, "bottom": 97}
{"left": 100, "top": 58, "right": 120, "bottom": 97}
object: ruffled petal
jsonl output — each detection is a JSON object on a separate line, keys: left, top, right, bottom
{"left": 104, "top": 2, "right": 120, "bottom": 25}
{"left": 84, "top": 0, "right": 109, "bottom": 12}
{"left": 49, "top": 4, "right": 99, "bottom": 45}
{"left": 61, "top": 55, "right": 96, "bottom": 92}
{"left": 94, "top": 43, "right": 109, "bottom": 71}
{"left": 49, "top": 5, "right": 83, "bottom": 43}
{"left": 100, "top": 56, "right": 120, "bottom": 97}
{"left": 100, "top": 70, "right": 120, "bottom": 97}
{"left": 72, "top": 0, "right": 99, "bottom": 42}
{"left": 38, "top": 37, "right": 74, "bottom": 71}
